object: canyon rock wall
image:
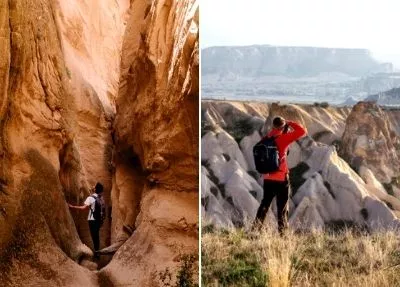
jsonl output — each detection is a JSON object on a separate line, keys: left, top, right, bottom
{"left": 1, "top": 0, "right": 198, "bottom": 286}
{"left": 101, "top": 0, "right": 199, "bottom": 286}
{"left": 0, "top": 0, "right": 112, "bottom": 285}
{"left": 0, "top": 0, "right": 129, "bottom": 285}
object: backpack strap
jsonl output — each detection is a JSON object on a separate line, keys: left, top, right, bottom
{"left": 89, "top": 194, "right": 97, "bottom": 218}
{"left": 273, "top": 131, "right": 290, "bottom": 163}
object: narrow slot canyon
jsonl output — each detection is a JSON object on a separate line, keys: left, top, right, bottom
{"left": 0, "top": 0, "right": 199, "bottom": 286}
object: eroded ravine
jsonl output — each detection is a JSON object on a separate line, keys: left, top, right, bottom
{"left": 0, "top": 0, "right": 199, "bottom": 286}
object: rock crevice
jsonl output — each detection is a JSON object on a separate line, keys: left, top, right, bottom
{"left": 0, "top": 0, "right": 198, "bottom": 286}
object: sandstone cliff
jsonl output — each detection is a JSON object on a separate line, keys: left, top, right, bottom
{"left": 0, "top": 0, "right": 198, "bottom": 286}
{"left": 201, "top": 100, "right": 400, "bottom": 231}
{"left": 101, "top": 0, "right": 199, "bottom": 286}
{"left": 341, "top": 102, "right": 400, "bottom": 183}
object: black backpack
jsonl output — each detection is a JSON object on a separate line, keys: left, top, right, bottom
{"left": 253, "top": 136, "right": 281, "bottom": 174}
{"left": 91, "top": 195, "right": 106, "bottom": 226}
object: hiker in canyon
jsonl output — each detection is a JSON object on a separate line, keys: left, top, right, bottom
{"left": 68, "top": 182, "right": 105, "bottom": 258}
{"left": 252, "top": 117, "right": 307, "bottom": 234}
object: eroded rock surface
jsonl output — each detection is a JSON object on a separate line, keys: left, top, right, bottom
{"left": 341, "top": 102, "right": 400, "bottom": 183}
{"left": 1, "top": 0, "right": 198, "bottom": 286}
{"left": 0, "top": 0, "right": 119, "bottom": 285}
{"left": 201, "top": 100, "right": 400, "bottom": 232}
{"left": 101, "top": 0, "right": 199, "bottom": 286}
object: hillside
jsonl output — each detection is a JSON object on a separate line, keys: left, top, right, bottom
{"left": 201, "top": 100, "right": 400, "bottom": 231}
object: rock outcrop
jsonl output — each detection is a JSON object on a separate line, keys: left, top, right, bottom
{"left": 341, "top": 102, "right": 400, "bottom": 183}
{"left": 201, "top": 100, "right": 400, "bottom": 232}
{"left": 0, "top": 0, "right": 198, "bottom": 286}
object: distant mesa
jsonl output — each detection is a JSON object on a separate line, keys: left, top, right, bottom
{"left": 366, "top": 87, "right": 400, "bottom": 106}
{"left": 202, "top": 45, "right": 391, "bottom": 78}
{"left": 202, "top": 45, "right": 400, "bottom": 105}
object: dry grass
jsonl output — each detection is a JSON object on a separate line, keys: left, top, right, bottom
{"left": 201, "top": 226, "right": 400, "bottom": 287}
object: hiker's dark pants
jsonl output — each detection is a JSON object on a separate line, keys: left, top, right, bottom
{"left": 88, "top": 220, "right": 100, "bottom": 251}
{"left": 254, "top": 178, "right": 290, "bottom": 233}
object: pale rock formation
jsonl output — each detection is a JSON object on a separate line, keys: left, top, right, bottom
{"left": 201, "top": 101, "right": 400, "bottom": 232}
{"left": 201, "top": 130, "right": 263, "bottom": 226}
{"left": 201, "top": 167, "right": 234, "bottom": 228}
{"left": 202, "top": 130, "right": 249, "bottom": 177}
{"left": 293, "top": 138, "right": 400, "bottom": 231}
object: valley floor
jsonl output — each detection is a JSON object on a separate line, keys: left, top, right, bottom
{"left": 201, "top": 225, "right": 400, "bottom": 287}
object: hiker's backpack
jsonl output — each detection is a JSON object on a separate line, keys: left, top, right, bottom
{"left": 91, "top": 195, "right": 106, "bottom": 226}
{"left": 253, "top": 136, "right": 281, "bottom": 174}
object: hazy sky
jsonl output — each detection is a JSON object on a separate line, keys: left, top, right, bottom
{"left": 201, "top": 0, "right": 400, "bottom": 66}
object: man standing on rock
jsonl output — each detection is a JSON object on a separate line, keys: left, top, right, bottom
{"left": 68, "top": 182, "right": 105, "bottom": 258}
{"left": 252, "top": 117, "right": 307, "bottom": 234}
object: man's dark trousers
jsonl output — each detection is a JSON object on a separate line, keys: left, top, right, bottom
{"left": 88, "top": 220, "right": 100, "bottom": 251}
{"left": 254, "top": 177, "right": 290, "bottom": 233}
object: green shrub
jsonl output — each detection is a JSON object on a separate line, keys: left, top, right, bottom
{"left": 225, "top": 117, "right": 258, "bottom": 144}
{"left": 159, "top": 254, "right": 198, "bottom": 287}
{"left": 202, "top": 249, "right": 267, "bottom": 287}
{"left": 202, "top": 224, "right": 215, "bottom": 234}
{"left": 313, "top": 102, "right": 330, "bottom": 108}
{"left": 176, "top": 254, "right": 198, "bottom": 287}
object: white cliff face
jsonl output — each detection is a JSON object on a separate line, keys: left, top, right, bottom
{"left": 201, "top": 130, "right": 262, "bottom": 226}
{"left": 201, "top": 101, "right": 400, "bottom": 232}
{"left": 293, "top": 138, "right": 400, "bottom": 231}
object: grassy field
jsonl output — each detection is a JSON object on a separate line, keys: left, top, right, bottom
{"left": 201, "top": 225, "right": 400, "bottom": 287}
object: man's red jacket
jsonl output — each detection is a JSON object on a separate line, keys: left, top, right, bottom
{"left": 263, "top": 121, "right": 307, "bottom": 182}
